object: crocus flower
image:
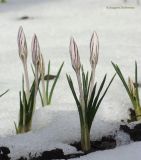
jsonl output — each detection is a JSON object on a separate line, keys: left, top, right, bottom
{"left": 69, "top": 37, "right": 85, "bottom": 115}
{"left": 17, "top": 26, "right": 28, "bottom": 64}
{"left": 88, "top": 32, "right": 99, "bottom": 101}
{"left": 31, "top": 34, "right": 40, "bottom": 68}
{"left": 31, "top": 34, "right": 41, "bottom": 97}
{"left": 90, "top": 32, "right": 99, "bottom": 68}
{"left": 17, "top": 26, "right": 30, "bottom": 97}
{"left": 69, "top": 38, "right": 81, "bottom": 73}
{"left": 39, "top": 53, "right": 45, "bottom": 76}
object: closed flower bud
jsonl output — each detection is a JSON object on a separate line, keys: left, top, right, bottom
{"left": 31, "top": 34, "right": 40, "bottom": 67}
{"left": 128, "top": 77, "right": 136, "bottom": 97}
{"left": 69, "top": 37, "right": 81, "bottom": 72}
{"left": 39, "top": 53, "right": 45, "bottom": 76}
{"left": 17, "top": 26, "right": 28, "bottom": 63}
{"left": 90, "top": 32, "right": 99, "bottom": 68}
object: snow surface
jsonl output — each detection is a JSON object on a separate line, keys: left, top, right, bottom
{"left": 0, "top": 0, "right": 141, "bottom": 159}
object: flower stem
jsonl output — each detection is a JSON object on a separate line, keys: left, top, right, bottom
{"left": 76, "top": 71, "right": 91, "bottom": 152}
{"left": 88, "top": 64, "right": 96, "bottom": 102}
{"left": 81, "top": 122, "right": 91, "bottom": 152}
{"left": 23, "top": 62, "right": 30, "bottom": 99}
{"left": 76, "top": 71, "right": 85, "bottom": 117}
{"left": 34, "top": 65, "right": 39, "bottom": 106}
{"left": 41, "top": 75, "right": 47, "bottom": 106}
{"left": 24, "top": 120, "right": 32, "bottom": 132}
{"left": 135, "top": 106, "right": 141, "bottom": 120}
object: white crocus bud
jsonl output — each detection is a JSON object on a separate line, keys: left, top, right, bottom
{"left": 31, "top": 34, "right": 40, "bottom": 68}
{"left": 39, "top": 53, "right": 45, "bottom": 77}
{"left": 128, "top": 77, "right": 136, "bottom": 97}
{"left": 90, "top": 32, "right": 99, "bottom": 68}
{"left": 88, "top": 32, "right": 99, "bottom": 102}
{"left": 31, "top": 34, "right": 41, "bottom": 97}
{"left": 69, "top": 38, "right": 81, "bottom": 73}
{"left": 69, "top": 37, "right": 85, "bottom": 118}
{"left": 17, "top": 26, "right": 28, "bottom": 64}
{"left": 17, "top": 26, "right": 30, "bottom": 97}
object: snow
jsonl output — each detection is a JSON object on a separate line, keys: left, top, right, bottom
{"left": 0, "top": 0, "right": 141, "bottom": 159}
{"left": 73, "top": 142, "right": 141, "bottom": 160}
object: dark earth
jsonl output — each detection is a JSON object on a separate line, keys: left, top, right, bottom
{"left": 120, "top": 123, "right": 141, "bottom": 141}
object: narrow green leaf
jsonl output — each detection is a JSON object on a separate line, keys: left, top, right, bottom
{"left": 82, "top": 68, "right": 88, "bottom": 106}
{"left": 0, "top": 89, "right": 9, "bottom": 97}
{"left": 87, "top": 83, "right": 97, "bottom": 110}
{"left": 88, "top": 74, "right": 115, "bottom": 130}
{"left": 26, "top": 83, "right": 35, "bottom": 124}
{"left": 14, "top": 122, "right": 19, "bottom": 134}
{"left": 31, "top": 65, "right": 35, "bottom": 77}
{"left": 39, "top": 87, "right": 44, "bottom": 106}
{"left": 19, "top": 92, "right": 24, "bottom": 128}
{"left": 66, "top": 74, "right": 81, "bottom": 107}
{"left": 66, "top": 74, "right": 84, "bottom": 125}
{"left": 46, "top": 60, "right": 51, "bottom": 103}
{"left": 96, "top": 74, "right": 116, "bottom": 109}
{"left": 93, "top": 74, "right": 107, "bottom": 106}
{"left": 135, "top": 61, "right": 140, "bottom": 106}
{"left": 87, "top": 75, "right": 107, "bottom": 130}
{"left": 48, "top": 62, "right": 64, "bottom": 104}
{"left": 112, "top": 62, "right": 135, "bottom": 106}
{"left": 23, "top": 90, "right": 28, "bottom": 114}
{"left": 85, "top": 72, "right": 89, "bottom": 91}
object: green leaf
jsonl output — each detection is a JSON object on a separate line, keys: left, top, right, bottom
{"left": 66, "top": 74, "right": 80, "bottom": 107}
{"left": 87, "top": 83, "right": 97, "bottom": 110}
{"left": 16, "top": 69, "right": 41, "bottom": 133}
{"left": 96, "top": 74, "right": 116, "bottom": 110}
{"left": 31, "top": 64, "right": 43, "bottom": 106}
{"left": 88, "top": 74, "right": 115, "bottom": 130}
{"left": 31, "top": 65, "right": 35, "bottom": 76}
{"left": 0, "top": 89, "right": 9, "bottom": 97}
{"left": 87, "top": 74, "right": 107, "bottom": 130}
{"left": 44, "top": 74, "right": 56, "bottom": 80}
{"left": 27, "top": 81, "right": 36, "bottom": 122}
{"left": 46, "top": 60, "right": 51, "bottom": 103}
{"left": 112, "top": 62, "right": 135, "bottom": 106}
{"left": 66, "top": 74, "right": 84, "bottom": 125}
{"left": 82, "top": 68, "right": 88, "bottom": 106}
{"left": 135, "top": 61, "right": 140, "bottom": 106}
{"left": 14, "top": 122, "right": 19, "bottom": 134}
{"left": 39, "top": 87, "right": 44, "bottom": 106}
{"left": 19, "top": 92, "right": 24, "bottom": 128}
{"left": 48, "top": 62, "right": 64, "bottom": 104}
{"left": 23, "top": 90, "right": 28, "bottom": 114}
{"left": 85, "top": 72, "right": 89, "bottom": 95}
{"left": 92, "top": 74, "right": 107, "bottom": 106}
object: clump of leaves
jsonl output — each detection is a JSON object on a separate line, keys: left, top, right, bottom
{"left": 16, "top": 26, "right": 63, "bottom": 133}
{"left": 112, "top": 61, "right": 141, "bottom": 121}
{"left": 14, "top": 79, "right": 37, "bottom": 133}
{"left": 67, "top": 33, "right": 115, "bottom": 152}
{"left": 15, "top": 27, "right": 40, "bottom": 133}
